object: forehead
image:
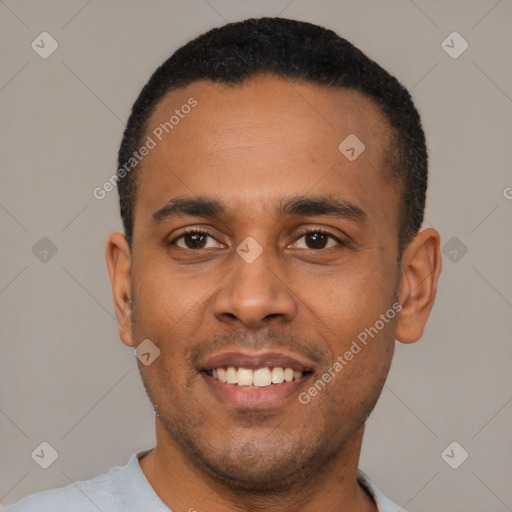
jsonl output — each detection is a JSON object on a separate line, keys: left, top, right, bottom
{"left": 148, "top": 75, "right": 389, "bottom": 153}
{"left": 134, "top": 75, "right": 398, "bottom": 232}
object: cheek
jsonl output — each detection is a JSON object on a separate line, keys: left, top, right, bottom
{"left": 293, "top": 259, "right": 398, "bottom": 401}
{"left": 130, "top": 263, "right": 212, "bottom": 383}
{"left": 295, "top": 257, "right": 392, "bottom": 332}
{"left": 132, "top": 257, "right": 208, "bottom": 323}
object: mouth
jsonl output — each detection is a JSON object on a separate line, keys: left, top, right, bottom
{"left": 197, "top": 351, "right": 315, "bottom": 408}
{"left": 205, "top": 366, "right": 306, "bottom": 388}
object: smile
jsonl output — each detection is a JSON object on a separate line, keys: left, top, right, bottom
{"left": 206, "top": 366, "right": 304, "bottom": 388}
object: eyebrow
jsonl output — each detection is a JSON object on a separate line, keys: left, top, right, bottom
{"left": 152, "top": 195, "right": 368, "bottom": 225}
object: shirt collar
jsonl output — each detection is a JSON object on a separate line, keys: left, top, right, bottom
{"left": 126, "top": 451, "right": 406, "bottom": 512}
{"left": 357, "top": 469, "right": 406, "bottom": 512}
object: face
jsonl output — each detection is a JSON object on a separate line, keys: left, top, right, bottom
{"left": 115, "top": 76, "right": 407, "bottom": 488}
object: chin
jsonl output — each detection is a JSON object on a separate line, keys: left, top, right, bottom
{"left": 161, "top": 414, "right": 338, "bottom": 493}
{"left": 198, "top": 452, "right": 313, "bottom": 493}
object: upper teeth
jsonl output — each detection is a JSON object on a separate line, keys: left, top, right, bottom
{"left": 211, "top": 366, "right": 303, "bottom": 387}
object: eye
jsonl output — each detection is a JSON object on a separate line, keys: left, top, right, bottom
{"left": 169, "top": 229, "right": 222, "bottom": 250}
{"left": 292, "top": 230, "right": 343, "bottom": 250}
{"left": 168, "top": 228, "right": 345, "bottom": 252}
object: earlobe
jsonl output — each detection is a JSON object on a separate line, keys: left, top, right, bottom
{"left": 395, "top": 228, "right": 442, "bottom": 344}
{"left": 106, "top": 233, "right": 134, "bottom": 347}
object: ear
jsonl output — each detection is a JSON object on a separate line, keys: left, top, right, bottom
{"left": 106, "top": 232, "right": 134, "bottom": 347}
{"left": 395, "top": 228, "right": 442, "bottom": 344}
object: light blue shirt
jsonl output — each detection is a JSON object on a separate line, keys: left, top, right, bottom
{"left": 3, "top": 451, "right": 405, "bottom": 511}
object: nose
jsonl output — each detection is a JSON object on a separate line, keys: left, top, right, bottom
{"left": 212, "top": 241, "right": 298, "bottom": 330}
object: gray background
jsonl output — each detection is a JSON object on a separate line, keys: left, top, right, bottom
{"left": 1, "top": 0, "right": 511, "bottom": 510}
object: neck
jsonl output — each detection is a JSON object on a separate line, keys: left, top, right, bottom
{"left": 139, "top": 418, "right": 377, "bottom": 512}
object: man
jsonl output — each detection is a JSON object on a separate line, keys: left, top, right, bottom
{"left": 6, "top": 17, "right": 441, "bottom": 512}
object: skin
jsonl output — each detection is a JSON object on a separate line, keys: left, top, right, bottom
{"left": 106, "top": 75, "right": 442, "bottom": 512}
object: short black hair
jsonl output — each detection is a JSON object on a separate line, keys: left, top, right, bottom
{"left": 117, "top": 17, "right": 427, "bottom": 254}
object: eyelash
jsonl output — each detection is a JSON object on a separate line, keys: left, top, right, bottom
{"left": 168, "top": 227, "right": 345, "bottom": 251}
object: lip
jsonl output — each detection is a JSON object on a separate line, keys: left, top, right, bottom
{"left": 201, "top": 371, "right": 313, "bottom": 409}
{"left": 197, "top": 350, "right": 315, "bottom": 372}
{"left": 197, "top": 350, "right": 315, "bottom": 409}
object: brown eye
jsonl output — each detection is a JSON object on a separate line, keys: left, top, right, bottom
{"left": 169, "top": 230, "right": 221, "bottom": 250}
{"left": 305, "top": 232, "right": 329, "bottom": 249}
{"left": 293, "top": 230, "right": 342, "bottom": 250}
{"left": 181, "top": 232, "right": 208, "bottom": 249}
